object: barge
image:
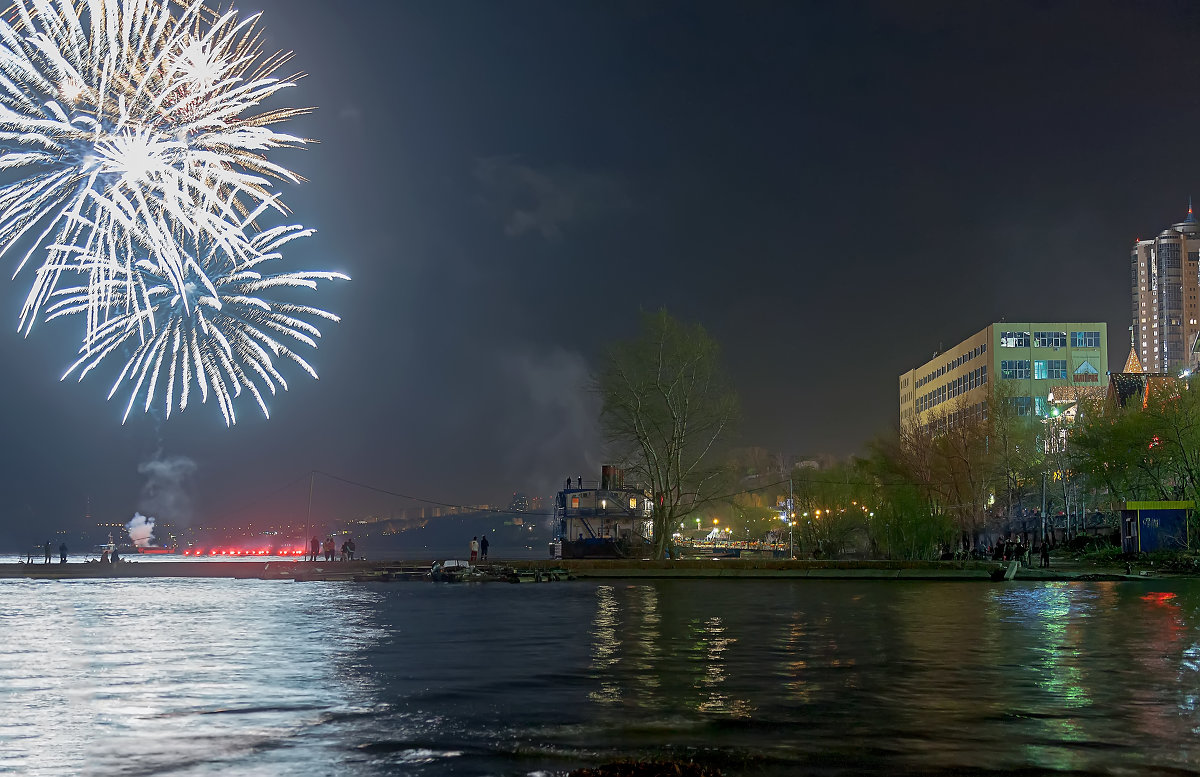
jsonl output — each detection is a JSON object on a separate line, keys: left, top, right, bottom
{"left": 552, "top": 465, "right": 654, "bottom": 559}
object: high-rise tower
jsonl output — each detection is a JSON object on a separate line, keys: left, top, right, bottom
{"left": 1131, "top": 203, "right": 1200, "bottom": 374}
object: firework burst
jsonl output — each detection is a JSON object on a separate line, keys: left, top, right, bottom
{"left": 0, "top": 0, "right": 346, "bottom": 422}
{"left": 0, "top": 0, "right": 309, "bottom": 333}
{"left": 46, "top": 200, "right": 347, "bottom": 425}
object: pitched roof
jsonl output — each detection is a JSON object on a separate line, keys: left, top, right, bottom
{"left": 1123, "top": 347, "right": 1144, "bottom": 374}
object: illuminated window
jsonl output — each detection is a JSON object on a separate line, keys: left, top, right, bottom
{"left": 571, "top": 497, "right": 579, "bottom": 508}
{"left": 1034, "top": 331, "right": 1067, "bottom": 348}
{"left": 1000, "top": 360, "right": 1030, "bottom": 379}
{"left": 1000, "top": 331, "right": 1030, "bottom": 348}
{"left": 629, "top": 498, "right": 637, "bottom": 509}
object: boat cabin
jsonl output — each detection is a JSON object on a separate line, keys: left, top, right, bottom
{"left": 552, "top": 466, "right": 653, "bottom": 558}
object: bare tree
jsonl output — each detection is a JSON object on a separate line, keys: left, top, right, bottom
{"left": 595, "top": 310, "right": 738, "bottom": 559}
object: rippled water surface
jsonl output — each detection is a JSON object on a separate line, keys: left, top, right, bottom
{"left": 3, "top": 577, "right": 1200, "bottom": 776}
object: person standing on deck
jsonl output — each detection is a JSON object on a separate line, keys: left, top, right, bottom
{"left": 469, "top": 537, "right": 479, "bottom": 563}
{"left": 480, "top": 535, "right": 489, "bottom": 561}
{"left": 309, "top": 536, "right": 320, "bottom": 562}
{"left": 43, "top": 541, "right": 51, "bottom": 564}
{"left": 59, "top": 543, "right": 67, "bottom": 563}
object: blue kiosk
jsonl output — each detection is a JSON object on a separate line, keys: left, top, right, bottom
{"left": 1120, "top": 501, "right": 1192, "bottom": 553}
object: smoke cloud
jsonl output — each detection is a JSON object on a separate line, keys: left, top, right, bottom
{"left": 493, "top": 345, "right": 602, "bottom": 498}
{"left": 126, "top": 512, "right": 155, "bottom": 548}
{"left": 137, "top": 454, "right": 198, "bottom": 526}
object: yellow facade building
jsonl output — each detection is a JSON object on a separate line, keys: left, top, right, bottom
{"left": 899, "top": 322, "right": 1108, "bottom": 432}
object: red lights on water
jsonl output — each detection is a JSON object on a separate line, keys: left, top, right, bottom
{"left": 180, "top": 547, "right": 305, "bottom": 558}
{"left": 1141, "top": 592, "right": 1177, "bottom": 606}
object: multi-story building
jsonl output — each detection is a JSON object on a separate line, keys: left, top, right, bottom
{"left": 898, "top": 322, "right": 1108, "bottom": 432}
{"left": 1131, "top": 205, "right": 1200, "bottom": 374}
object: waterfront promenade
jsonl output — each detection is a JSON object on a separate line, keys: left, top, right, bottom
{"left": 0, "top": 557, "right": 1145, "bottom": 582}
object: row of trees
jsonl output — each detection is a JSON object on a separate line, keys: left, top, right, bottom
{"left": 595, "top": 310, "right": 1200, "bottom": 559}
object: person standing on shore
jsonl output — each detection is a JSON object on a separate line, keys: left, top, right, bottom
{"left": 309, "top": 535, "right": 320, "bottom": 562}
{"left": 469, "top": 536, "right": 479, "bottom": 563}
{"left": 480, "top": 535, "right": 489, "bottom": 561}
{"left": 1040, "top": 543, "right": 1050, "bottom": 569}
{"left": 43, "top": 541, "right": 51, "bottom": 564}
{"left": 59, "top": 543, "right": 67, "bottom": 563}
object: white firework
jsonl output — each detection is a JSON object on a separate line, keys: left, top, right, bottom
{"left": 0, "top": 0, "right": 309, "bottom": 341}
{"left": 45, "top": 201, "right": 348, "bottom": 425}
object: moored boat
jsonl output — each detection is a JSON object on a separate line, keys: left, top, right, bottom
{"left": 552, "top": 465, "right": 653, "bottom": 559}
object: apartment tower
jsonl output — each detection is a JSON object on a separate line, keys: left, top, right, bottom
{"left": 1132, "top": 204, "right": 1200, "bottom": 374}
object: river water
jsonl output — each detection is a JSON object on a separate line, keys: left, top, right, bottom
{"left": 2, "top": 577, "right": 1198, "bottom": 776}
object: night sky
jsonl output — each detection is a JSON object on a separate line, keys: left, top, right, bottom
{"left": 2, "top": 1, "right": 1200, "bottom": 543}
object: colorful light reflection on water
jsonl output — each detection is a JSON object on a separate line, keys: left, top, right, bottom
{"left": 4, "top": 579, "right": 1200, "bottom": 776}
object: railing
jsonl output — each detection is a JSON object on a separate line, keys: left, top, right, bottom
{"left": 559, "top": 479, "right": 649, "bottom": 493}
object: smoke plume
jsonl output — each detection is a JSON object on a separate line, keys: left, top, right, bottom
{"left": 126, "top": 512, "right": 155, "bottom": 548}
{"left": 137, "top": 454, "right": 198, "bottom": 526}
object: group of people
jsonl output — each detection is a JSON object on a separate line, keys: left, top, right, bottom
{"left": 469, "top": 535, "right": 489, "bottom": 563}
{"left": 31, "top": 541, "right": 69, "bottom": 563}
{"left": 309, "top": 536, "right": 355, "bottom": 562}
{"left": 943, "top": 539, "right": 1053, "bottom": 568}
{"left": 985, "top": 538, "right": 1052, "bottom": 568}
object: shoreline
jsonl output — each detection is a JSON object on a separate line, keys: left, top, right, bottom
{"left": 0, "top": 558, "right": 1176, "bottom": 583}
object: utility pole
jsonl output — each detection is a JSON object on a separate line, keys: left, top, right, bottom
{"left": 1041, "top": 470, "right": 1048, "bottom": 546}
{"left": 788, "top": 477, "right": 794, "bottom": 559}
{"left": 305, "top": 470, "right": 314, "bottom": 561}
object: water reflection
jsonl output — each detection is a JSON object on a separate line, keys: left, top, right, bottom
{"left": 589, "top": 584, "right": 621, "bottom": 704}
{"left": 569, "top": 580, "right": 1200, "bottom": 774}
{"left": 9, "top": 578, "right": 1200, "bottom": 776}
{"left": 0, "top": 578, "right": 382, "bottom": 776}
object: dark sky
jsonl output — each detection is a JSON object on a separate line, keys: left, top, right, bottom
{"left": 4, "top": 0, "right": 1200, "bottom": 542}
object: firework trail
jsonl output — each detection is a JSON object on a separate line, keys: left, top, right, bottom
{"left": 0, "top": 0, "right": 346, "bottom": 422}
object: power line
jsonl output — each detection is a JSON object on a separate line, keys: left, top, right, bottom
{"left": 209, "top": 470, "right": 312, "bottom": 523}
{"left": 311, "top": 470, "right": 796, "bottom": 519}
{"left": 225, "top": 469, "right": 1033, "bottom": 525}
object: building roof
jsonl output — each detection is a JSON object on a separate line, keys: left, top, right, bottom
{"left": 1123, "top": 347, "right": 1144, "bottom": 374}
{"left": 1167, "top": 201, "right": 1200, "bottom": 235}
{"left": 1106, "top": 372, "right": 1177, "bottom": 411}
{"left": 1047, "top": 385, "right": 1105, "bottom": 404}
